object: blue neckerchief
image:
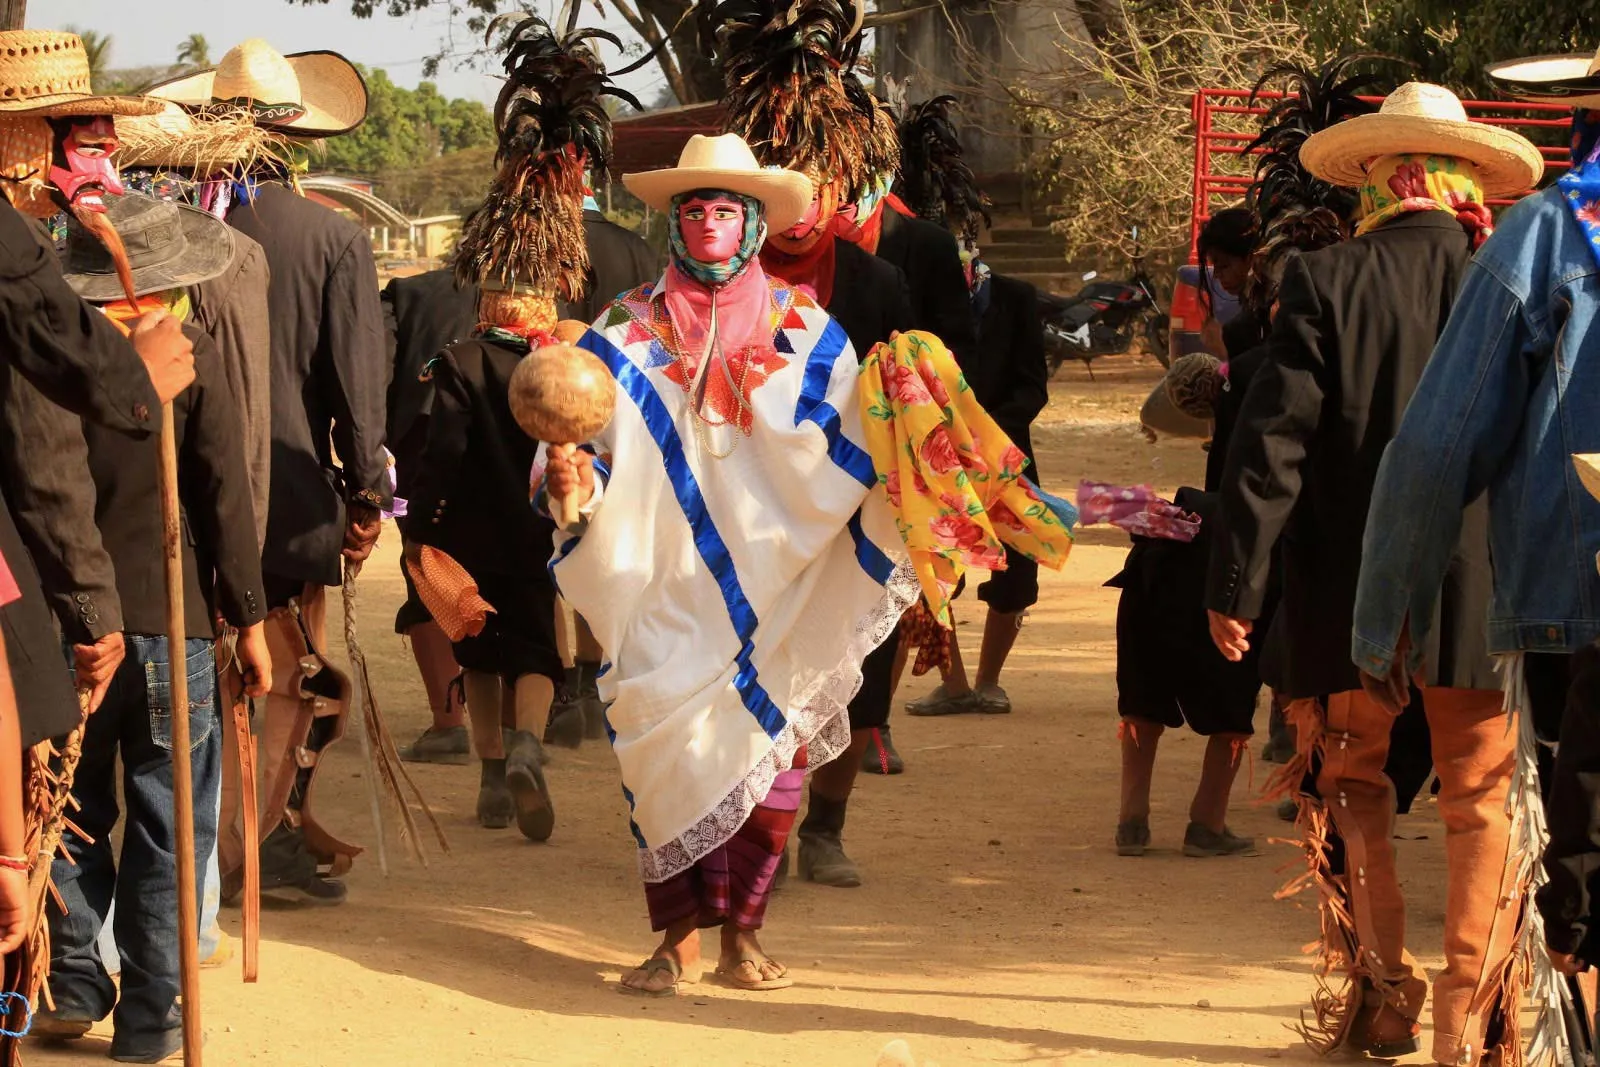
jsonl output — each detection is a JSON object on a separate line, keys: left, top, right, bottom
{"left": 1559, "top": 109, "right": 1600, "bottom": 267}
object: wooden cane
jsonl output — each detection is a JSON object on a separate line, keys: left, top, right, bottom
{"left": 158, "top": 407, "right": 204, "bottom": 1065}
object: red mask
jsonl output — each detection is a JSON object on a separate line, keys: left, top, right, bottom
{"left": 47, "top": 115, "right": 123, "bottom": 213}
{"left": 678, "top": 195, "right": 746, "bottom": 262}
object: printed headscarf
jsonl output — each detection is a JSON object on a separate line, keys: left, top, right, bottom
{"left": 667, "top": 188, "right": 766, "bottom": 287}
{"left": 1355, "top": 153, "right": 1494, "bottom": 248}
{"left": 1560, "top": 109, "right": 1600, "bottom": 267}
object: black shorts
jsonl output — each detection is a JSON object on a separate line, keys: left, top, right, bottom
{"left": 451, "top": 568, "right": 563, "bottom": 686}
{"left": 977, "top": 544, "right": 1039, "bottom": 614}
{"left": 848, "top": 639, "right": 896, "bottom": 731}
{"left": 1111, "top": 536, "right": 1261, "bottom": 737}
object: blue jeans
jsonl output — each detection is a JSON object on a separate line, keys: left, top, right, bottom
{"left": 48, "top": 636, "right": 219, "bottom": 1057}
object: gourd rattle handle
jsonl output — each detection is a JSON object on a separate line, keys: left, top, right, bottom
{"left": 551, "top": 442, "right": 581, "bottom": 527}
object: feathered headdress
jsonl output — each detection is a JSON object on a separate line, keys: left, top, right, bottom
{"left": 713, "top": 0, "right": 877, "bottom": 195}
{"left": 893, "top": 92, "right": 990, "bottom": 241}
{"left": 453, "top": 15, "right": 640, "bottom": 298}
{"left": 841, "top": 67, "right": 901, "bottom": 193}
{"left": 1242, "top": 54, "right": 1394, "bottom": 309}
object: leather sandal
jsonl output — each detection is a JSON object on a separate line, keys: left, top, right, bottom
{"left": 618, "top": 956, "right": 696, "bottom": 997}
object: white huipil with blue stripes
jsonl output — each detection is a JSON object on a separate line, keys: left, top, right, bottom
{"left": 550, "top": 282, "right": 916, "bottom": 883}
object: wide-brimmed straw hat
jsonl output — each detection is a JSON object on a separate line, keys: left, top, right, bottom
{"left": 0, "top": 30, "right": 162, "bottom": 118}
{"left": 115, "top": 100, "right": 289, "bottom": 175}
{"left": 147, "top": 39, "right": 367, "bottom": 138}
{"left": 61, "top": 192, "right": 234, "bottom": 301}
{"left": 623, "top": 134, "right": 813, "bottom": 233}
{"left": 1487, "top": 45, "right": 1600, "bottom": 109}
{"left": 1300, "top": 82, "right": 1545, "bottom": 197}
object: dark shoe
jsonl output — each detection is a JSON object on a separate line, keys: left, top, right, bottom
{"left": 259, "top": 824, "right": 349, "bottom": 906}
{"left": 905, "top": 685, "right": 979, "bottom": 717}
{"left": 973, "top": 683, "right": 1013, "bottom": 714}
{"left": 582, "top": 691, "right": 608, "bottom": 741}
{"left": 1276, "top": 798, "right": 1298, "bottom": 822}
{"left": 544, "top": 701, "right": 585, "bottom": 750}
{"left": 1260, "top": 735, "right": 1295, "bottom": 765}
{"left": 505, "top": 730, "right": 555, "bottom": 842}
{"left": 398, "top": 724, "right": 471, "bottom": 765}
{"left": 860, "top": 726, "right": 904, "bottom": 775}
{"left": 798, "top": 831, "right": 861, "bottom": 887}
{"left": 1116, "top": 818, "right": 1150, "bottom": 856}
{"left": 32, "top": 1009, "right": 94, "bottom": 1040}
{"left": 109, "top": 1026, "right": 184, "bottom": 1063}
{"left": 1182, "top": 822, "right": 1256, "bottom": 857}
{"left": 476, "top": 781, "right": 515, "bottom": 829}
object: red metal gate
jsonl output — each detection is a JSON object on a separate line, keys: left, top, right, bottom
{"left": 1188, "top": 89, "right": 1574, "bottom": 261}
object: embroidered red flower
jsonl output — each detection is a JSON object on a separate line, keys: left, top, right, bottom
{"left": 1387, "top": 161, "right": 1430, "bottom": 201}
{"left": 885, "top": 361, "right": 932, "bottom": 406}
{"left": 1579, "top": 198, "right": 1600, "bottom": 228}
{"left": 920, "top": 428, "right": 963, "bottom": 474}
{"left": 917, "top": 359, "right": 952, "bottom": 407}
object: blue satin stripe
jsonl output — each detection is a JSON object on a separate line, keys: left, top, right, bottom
{"left": 793, "top": 317, "right": 876, "bottom": 488}
{"left": 848, "top": 510, "right": 897, "bottom": 585}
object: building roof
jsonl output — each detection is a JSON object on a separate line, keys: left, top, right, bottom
{"left": 611, "top": 102, "right": 723, "bottom": 173}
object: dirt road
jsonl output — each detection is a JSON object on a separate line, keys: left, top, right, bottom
{"left": 29, "top": 355, "right": 1451, "bottom": 1067}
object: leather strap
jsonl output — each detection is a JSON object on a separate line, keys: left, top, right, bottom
{"left": 231, "top": 692, "right": 260, "bottom": 983}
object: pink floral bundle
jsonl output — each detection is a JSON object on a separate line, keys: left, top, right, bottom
{"left": 1075, "top": 480, "right": 1201, "bottom": 542}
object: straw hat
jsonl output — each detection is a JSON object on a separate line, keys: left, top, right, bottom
{"left": 115, "top": 100, "right": 289, "bottom": 175}
{"left": 60, "top": 192, "right": 234, "bottom": 302}
{"left": 1299, "top": 82, "right": 1545, "bottom": 197}
{"left": 623, "top": 134, "right": 813, "bottom": 233}
{"left": 147, "top": 39, "right": 367, "bottom": 138}
{"left": 0, "top": 30, "right": 162, "bottom": 118}
{"left": 1487, "top": 45, "right": 1600, "bottom": 109}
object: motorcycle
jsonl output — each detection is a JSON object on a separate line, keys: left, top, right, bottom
{"left": 1041, "top": 225, "right": 1171, "bottom": 379}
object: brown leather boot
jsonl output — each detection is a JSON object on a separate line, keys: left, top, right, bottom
{"left": 1348, "top": 965, "right": 1428, "bottom": 1058}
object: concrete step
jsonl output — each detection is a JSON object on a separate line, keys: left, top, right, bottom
{"left": 983, "top": 254, "right": 1072, "bottom": 274}
{"left": 988, "top": 225, "right": 1060, "bottom": 242}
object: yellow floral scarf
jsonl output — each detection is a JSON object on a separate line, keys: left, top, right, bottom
{"left": 1355, "top": 153, "right": 1494, "bottom": 247}
{"left": 858, "top": 330, "right": 1075, "bottom": 626}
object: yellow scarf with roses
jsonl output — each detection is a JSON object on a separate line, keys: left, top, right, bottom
{"left": 857, "top": 330, "right": 1075, "bottom": 626}
{"left": 1355, "top": 153, "right": 1494, "bottom": 247}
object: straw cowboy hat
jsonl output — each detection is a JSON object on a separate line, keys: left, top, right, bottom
{"left": 1488, "top": 45, "right": 1600, "bottom": 109}
{"left": 60, "top": 191, "right": 234, "bottom": 302}
{"left": 115, "top": 100, "right": 290, "bottom": 175}
{"left": 147, "top": 39, "right": 367, "bottom": 138}
{"left": 623, "top": 134, "right": 813, "bottom": 233}
{"left": 0, "top": 30, "right": 162, "bottom": 118}
{"left": 1300, "top": 82, "right": 1545, "bottom": 197}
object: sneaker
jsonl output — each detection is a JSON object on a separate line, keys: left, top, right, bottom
{"left": 973, "top": 683, "right": 1012, "bottom": 714}
{"left": 32, "top": 1009, "right": 95, "bottom": 1040}
{"left": 398, "top": 725, "right": 471, "bottom": 765}
{"left": 505, "top": 731, "right": 556, "bottom": 842}
{"left": 860, "top": 726, "right": 904, "bottom": 775}
{"left": 1182, "top": 822, "right": 1256, "bottom": 857}
{"left": 110, "top": 1026, "right": 185, "bottom": 1063}
{"left": 1115, "top": 818, "right": 1150, "bottom": 857}
{"left": 905, "top": 685, "right": 979, "bottom": 717}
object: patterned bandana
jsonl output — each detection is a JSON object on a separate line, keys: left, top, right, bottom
{"left": 1355, "top": 154, "right": 1494, "bottom": 248}
{"left": 1560, "top": 109, "right": 1600, "bottom": 267}
{"left": 667, "top": 190, "right": 767, "bottom": 288}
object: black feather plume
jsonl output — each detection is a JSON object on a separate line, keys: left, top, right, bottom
{"left": 894, "top": 94, "right": 990, "bottom": 241}
{"left": 455, "top": 14, "right": 640, "bottom": 298}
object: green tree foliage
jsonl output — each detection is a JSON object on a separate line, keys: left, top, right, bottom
{"left": 175, "top": 33, "right": 211, "bottom": 69}
{"left": 316, "top": 68, "right": 496, "bottom": 176}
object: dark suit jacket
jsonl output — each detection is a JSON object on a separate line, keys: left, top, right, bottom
{"left": 573, "top": 209, "right": 661, "bottom": 324}
{"left": 875, "top": 209, "right": 978, "bottom": 364}
{"left": 80, "top": 326, "right": 265, "bottom": 636}
{"left": 382, "top": 268, "right": 478, "bottom": 496}
{"left": 828, "top": 239, "right": 915, "bottom": 358}
{"left": 228, "top": 182, "right": 392, "bottom": 587}
{"left": 1206, "top": 212, "right": 1495, "bottom": 698}
{"left": 406, "top": 338, "right": 556, "bottom": 580}
{"left": 968, "top": 273, "right": 1048, "bottom": 453}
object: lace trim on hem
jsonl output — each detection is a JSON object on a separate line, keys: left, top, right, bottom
{"left": 636, "top": 558, "right": 919, "bottom": 883}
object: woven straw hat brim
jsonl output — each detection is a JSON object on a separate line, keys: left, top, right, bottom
{"left": 147, "top": 50, "right": 367, "bottom": 138}
{"left": 1487, "top": 53, "right": 1600, "bottom": 109}
{"left": 0, "top": 93, "right": 164, "bottom": 118}
{"left": 63, "top": 199, "right": 235, "bottom": 302}
{"left": 114, "top": 103, "right": 288, "bottom": 173}
{"left": 1300, "top": 113, "right": 1545, "bottom": 197}
{"left": 623, "top": 166, "right": 813, "bottom": 233}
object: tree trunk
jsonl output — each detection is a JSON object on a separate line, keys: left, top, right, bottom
{"left": 0, "top": 0, "right": 25, "bottom": 32}
{"left": 636, "top": 0, "right": 723, "bottom": 104}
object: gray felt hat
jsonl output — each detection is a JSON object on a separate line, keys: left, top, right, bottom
{"left": 61, "top": 192, "right": 234, "bottom": 302}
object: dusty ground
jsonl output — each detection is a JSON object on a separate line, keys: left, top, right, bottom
{"left": 30, "top": 352, "right": 1454, "bottom": 1067}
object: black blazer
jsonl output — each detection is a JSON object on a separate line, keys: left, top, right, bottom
{"left": 228, "top": 183, "right": 392, "bottom": 587}
{"left": 574, "top": 209, "right": 661, "bottom": 324}
{"left": 382, "top": 268, "right": 479, "bottom": 497}
{"left": 1206, "top": 212, "right": 1495, "bottom": 698}
{"left": 827, "top": 238, "right": 915, "bottom": 358}
{"left": 875, "top": 209, "right": 978, "bottom": 364}
{"left": 968, "top": 273, "right": 1048, "bottom": 453}
{"left": 82, "top": 326, "right": 266, "bottom": 637}
{"left": 406, "top": 338, "right": 558, "bottom": 582}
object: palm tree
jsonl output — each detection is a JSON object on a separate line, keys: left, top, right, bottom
{"left": 63, "top": 26, "right": 112, "bottom": 91}
{"left": 176, "top": 33, "right": 210, "bottom": 70}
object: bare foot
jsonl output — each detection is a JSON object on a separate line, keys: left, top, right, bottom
{"left": 620, "top": 922, "right": 700, "bottom": 995}
{"left": 716, "top": 925, "right": 791, "bottom": 988}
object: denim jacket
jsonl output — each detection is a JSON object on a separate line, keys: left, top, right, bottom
{"left": 1353, "top": 186, "right": 1600, "bottom": 676}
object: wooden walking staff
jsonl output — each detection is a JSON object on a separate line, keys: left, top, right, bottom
{"left": 78, "top": 208, "right": 206, "bottom": 1064}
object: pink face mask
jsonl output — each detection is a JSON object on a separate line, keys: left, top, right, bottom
{"left": 678, "top": 195, "right": 746, "bottom": 262}
{"left": 47, "top": 116, "right": 124, "bottom": 213}
{"left": 783, "top": 194, "right": 825, "bottom": 241}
